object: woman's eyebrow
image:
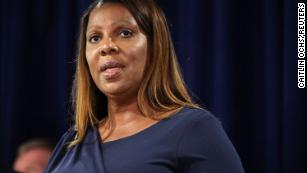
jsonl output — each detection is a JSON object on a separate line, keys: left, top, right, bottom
{"left": 110, "top": 20, "right": 137, "bottom": 27}
{"left": 86, "top": 20, "right": 137, "bottom": 33}
{"left": 87, "top": 25, "right": 103, "bottom": 33}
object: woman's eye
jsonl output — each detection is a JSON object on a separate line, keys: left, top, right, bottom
{"left": 119, "top": 30, "right": 133, "bottom": 38}
{"left": 89, "top": 35, "right": 101, "bottom": 43}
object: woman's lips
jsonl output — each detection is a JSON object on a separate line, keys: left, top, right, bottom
{"left": 100, "top": 61, "right": 125, "bottom": 79}
{"left": 102, "top": 67, "right": 122, "bottom": 79}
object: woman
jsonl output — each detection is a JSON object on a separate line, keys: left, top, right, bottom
{"left": 45, "top": 0, "right": 245, "bottom": 172}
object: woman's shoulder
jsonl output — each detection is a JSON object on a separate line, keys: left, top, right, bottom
{"left": 44, "top": 128, "right": 77, "bottom": 171}
{"left": 171, "top": 106, "right": 219, "bottom": 125}
{"left": 60, "top": 128, "right": 77, "bottom": 143}
{"left": 162, "top": 106, "right": 222, "bottom": 137}
{"left": 49, "top": 128, "right": 77, "bottom": 152}
{"left": 174, "top": 107, "right": 245, "bottom": 173}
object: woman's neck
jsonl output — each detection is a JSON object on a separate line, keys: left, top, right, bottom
{"left": 106, "top": 97, "right": 145, "bottom": 127}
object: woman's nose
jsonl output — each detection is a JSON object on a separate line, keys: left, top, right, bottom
{"left": 100, "top": 38, "right": 119, "bottom": 56}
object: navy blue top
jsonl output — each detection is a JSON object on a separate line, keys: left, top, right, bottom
{"left": 44, "top": 107, "right": 244, "bottom": 173}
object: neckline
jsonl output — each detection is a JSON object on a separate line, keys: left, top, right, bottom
{"left": 94, "top": 107, "right": 187, "bottom": 145}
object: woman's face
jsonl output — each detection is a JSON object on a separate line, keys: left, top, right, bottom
{"left": 86, "top": 3, "right": 148, "bottom": 99}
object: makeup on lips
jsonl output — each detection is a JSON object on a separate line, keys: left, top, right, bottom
{"left": 100, "top": 61, "right": 125, "bottom": 80}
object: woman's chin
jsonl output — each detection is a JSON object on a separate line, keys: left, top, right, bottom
{"left": 98, "top": 82, "right": 140, "bottom": 100}
{"left": 99, "top": 84, "right": 128, "bottom": 97}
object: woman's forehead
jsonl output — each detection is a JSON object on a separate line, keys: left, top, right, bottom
{"left": 87, "top": 3, "right": 137, "bottom": 28}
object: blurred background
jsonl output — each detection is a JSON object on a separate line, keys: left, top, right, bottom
{"left": 1, "top": 0, "right": 305, "bottom": 173}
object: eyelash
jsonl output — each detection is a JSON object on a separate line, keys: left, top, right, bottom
{"left": 88, "top": 29, "right": 134, "bottom": 44}
{"left": 88, "top": 35, "right": 101, "bottom": 43}
{"left": 119, "top": 29, "right": 133, "bottom": 38}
